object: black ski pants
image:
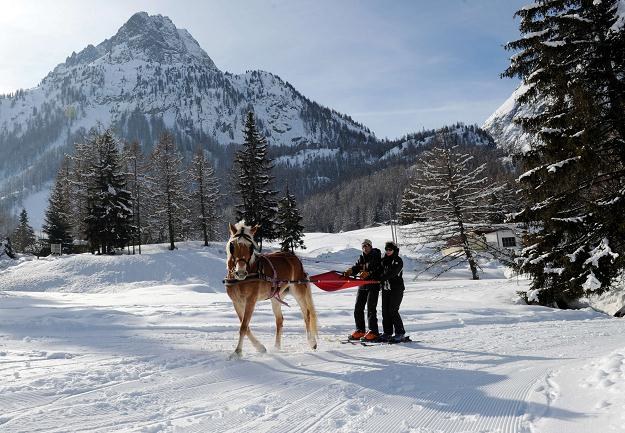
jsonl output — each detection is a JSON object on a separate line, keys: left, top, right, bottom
{"left": 354, "top": 285, "right": 379, "bottom": 333}
{"left": 381, "top": 287, "right": 405, "bottom": 335}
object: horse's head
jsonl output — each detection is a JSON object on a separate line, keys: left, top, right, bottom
{"left": 226, "top": 222, "right": 260, "bottom": 280}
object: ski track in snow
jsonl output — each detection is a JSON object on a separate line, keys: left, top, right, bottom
{"left": 1, "top": 236, "right": 625, "bottom": 432}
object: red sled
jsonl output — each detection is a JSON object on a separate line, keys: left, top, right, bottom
{"left": 308, "top": 271, "right": 379, "bottom": 292}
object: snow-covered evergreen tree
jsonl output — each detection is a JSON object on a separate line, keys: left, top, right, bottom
{"left": 11, "top": 209, "right": 36, "bottom": 253}
{"left": 503, "top": 0, "right": 625, "bottom": 306}
{"left": 43, "top": 164, "right": 74, "bottom": 247}
{"left": 401, "top": 139, "right": 503, "bottom": 280}
{"left": 277, "top": 186, "right": 306, "bottom": 253}
{"left": 189, "top": 147, "right": 220, "bottom": 246}
{"left": 67, "top": 139, "right": 96, "bottom": 241}
{"left": 150, "top": 131, "right": 189, "bottom": 250}
{"left": 84, "top": 130, "right": 134, "bottom": 254}
{"left": 233, "top": 112, "right": 278, "bottom": 249}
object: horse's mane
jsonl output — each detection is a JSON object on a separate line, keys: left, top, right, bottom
{"left": 230, "top": 221, "right": 260, "bottom": 251}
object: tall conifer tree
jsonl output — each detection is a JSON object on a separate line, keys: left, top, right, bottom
{"left": 84, "top": 130, "right": 134, "bottom": 254}
{"left": 43, "top": 163, "right": 74, "bottom": 247}
{"left": 123, "top": 140, "right": 148, "bottom": 254}
{"left": 11, "top": 209, "right": 36, "bottom": 253}
{"left": 190, "top": 147, "right": 220, "bottom": 246}
{"left": 277, "top": 186, "right": 306, "bottom": 253}
{"left": 233, "top": 112, "right": 278, "bottom": 249}
{"left": 504, "top": 0, "right": 625, "bottom": 305}
{"left": 150, "top": 131, "right": 188, "bottom": 250}
{"left": 68, "top": 138, "right": 96, "bottom": 241}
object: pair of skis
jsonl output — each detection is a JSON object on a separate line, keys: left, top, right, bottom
{"left": 340, "top": 335, "right": 415, "bottom": 347}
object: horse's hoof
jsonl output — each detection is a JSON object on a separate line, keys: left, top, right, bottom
{"left": 257, "top": 345, "right": 267, "bottom": 354}
{"left": 312, "top": 344, "right": 317, "bottom": 350}
{"left": 228, "top": 351, "right": 242, "bottom": 360}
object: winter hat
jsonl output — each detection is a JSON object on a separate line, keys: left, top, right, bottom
{"left": 361, "top": 239, "right": 372, "bottom": 247}
{"left": 384, "top": 241, "right": 398, "bottom": 251}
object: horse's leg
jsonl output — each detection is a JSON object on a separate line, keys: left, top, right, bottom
{"left": 240, "top": 291, "right": 267, "bottom": 354}
{"left": 290, "top": 283, "right": 318, "bottom": 350}
{"left": 271, "top": 298, "right": 284, "bottom": 351}
{"left": 234, "top": 295, "right": 266, "bottom": 351}
{"left": 227, "top": 287, "right": 267, "bottom": 359}
{"left": 227, "top": 287, "right": 246, "bottom": 360}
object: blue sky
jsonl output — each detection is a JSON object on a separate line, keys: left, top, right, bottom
{"left": 0, "top": 0, "right": 527, "bottom": 139}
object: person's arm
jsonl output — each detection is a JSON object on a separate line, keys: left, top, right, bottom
{"left": 345, "top": 254, "right": 364, "bottom": 276}
{"left": 351, "top": 254, "right": 365, "bottom": 274}
{"left": 380, "top": 257, "right": 403, "bottom": 281}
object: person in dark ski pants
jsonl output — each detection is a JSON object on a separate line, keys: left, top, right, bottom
{"left": 378, "top": 241, "right": 406, "bottom": 343}
{"left": 344, "top": 239, "right": 382, "bottom": 341}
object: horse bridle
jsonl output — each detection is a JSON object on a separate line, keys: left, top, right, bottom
{"left": 228, "top": 232, "right": 258, "bottom": 279}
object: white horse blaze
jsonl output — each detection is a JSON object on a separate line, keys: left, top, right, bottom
{"left": 234, "top": 259, "right": 248, "bottom": 280}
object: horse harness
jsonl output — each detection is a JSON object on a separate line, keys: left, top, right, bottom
{"left": 224, "top": 251, "right": 309, "bottom": 307}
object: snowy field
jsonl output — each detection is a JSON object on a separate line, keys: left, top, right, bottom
{"left": 1, "top": 226, "right": 625, "bottom": 433}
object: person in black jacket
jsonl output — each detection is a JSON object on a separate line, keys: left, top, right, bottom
{"left": 378, "top": 241, "right": 406, "bottom": 343}
{"left": 344, "top": 239, "right": 382, "bottom": 341}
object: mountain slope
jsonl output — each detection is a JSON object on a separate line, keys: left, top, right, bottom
{"left": 0, "top": 12, "right": 375, "bottom": 217}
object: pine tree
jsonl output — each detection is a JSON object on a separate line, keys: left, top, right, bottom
{"left": 189, "top": 147, "right": 220, "bottom": 246}
{"left": 150, "top": 131, "right": 189, "bottom": 250}
{"left": 123, "top": 140, "right": 148, "bottom": 254}
{"left": 43, "top": 164, "right": 74, "bottom": 247}
{"left": 11, "top": 209, "right": 36, "bottom": 253}
{"left": 277, "top": 186, "right": 306, "bottom": 253}
{"left": 401, "top": 139, "right": 503, "bottom": 280}
{"left": 503, "top": 0, "right": 625, "bottom": 306}
{"left": 68, "top": 137, "right": 96, "bottom": 241}
{"left": 84, "top": 130, "right": 134, "bottom": 254}
{"left": 233, "top": 112, "right": 278, "bottom": 249}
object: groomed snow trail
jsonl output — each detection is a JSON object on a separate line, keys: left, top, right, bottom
{"left": 1, "top": 239, "right": 625, "bottom": 432}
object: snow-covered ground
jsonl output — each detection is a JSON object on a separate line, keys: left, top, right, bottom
{"left": 1, "top": 226, "right": 625, "bottom": 433}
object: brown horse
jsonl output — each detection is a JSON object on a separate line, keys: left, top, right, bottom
{"left": 225, "top": 221, "right": 318, "bottom": 359}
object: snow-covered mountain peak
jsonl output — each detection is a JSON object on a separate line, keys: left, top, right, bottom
{"left": 61, "top": 12, "right": 217, "bottom": 71}
{"left": 111, "top": 12, "right": 216, "bottom": 67}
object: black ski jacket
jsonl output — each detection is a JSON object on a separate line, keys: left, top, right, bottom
{"left": 350, "top": 248, "right": 382, "bottom": 289}
{"left": 379, "top": 249, "right": 404, "bottom": 291}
